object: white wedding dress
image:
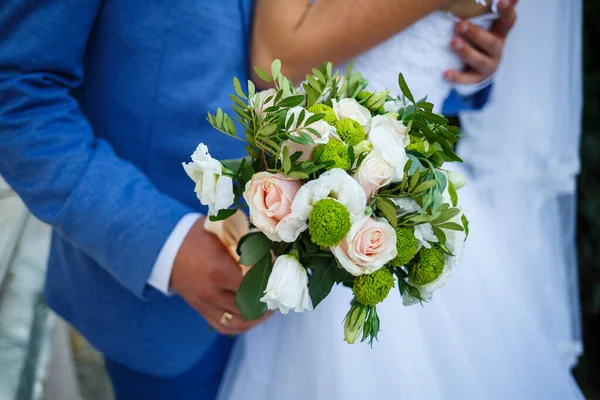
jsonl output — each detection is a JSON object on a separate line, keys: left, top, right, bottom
{"left": 218, "top": 2, "right": 584, "bottom": 399}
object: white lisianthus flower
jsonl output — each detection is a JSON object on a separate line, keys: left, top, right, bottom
{"left": 281, "top": 106, "right": 334, "bottom": 161}
{"left": 390, "top": 197, "right": 421, "bottom": 216}
{"left": 183, "top": 143, "right": 234, "bottom": 216}
{"left": 332, "top": 216, "right": 397, "bottom": 276}
{"left": 446, "top": 170, "right": 466, "bottom": 190}
{"left": 352, "top": 150, "right": 394, "bottom": 200}
{"left": 277, "top": 169, "right": 367, "bottom": 242}
{"left": 383, "top": 99, "right": 403, "bottom": 113}
{"left": 368, "top": 115, "right": 410, "bottom": 182}
{"left": 332, "top": 98, "right": 372, "bottom": 133}
{"left": 413, "top": 223, "right": 438, "bottom": 249}
{"left": 402, "top": 265, "right": 451, "bottom": 306}
{"left": 250, "top": 88, "right": 278, "bottom": 118}
{"left": 260, "top": 255, "right": 313, "bottom": 314}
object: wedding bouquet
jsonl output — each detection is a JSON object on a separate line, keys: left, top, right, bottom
{"left": 184, "top": 60, "right": 469, "bottom": 345}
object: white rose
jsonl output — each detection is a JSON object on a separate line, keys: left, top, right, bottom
{"left": 260, "top": 255, "right": 313, "bottom": 314}
{"left": 332, "top": 98, "right": 372, "bottom": 133}
{"left": 368, "top": 116, "right": 410, "bottom": 182}
{"left": 251, "top": 88, "right": 277, "bottom": 118}
{"left": 277, "top": 168, "right": 367, "bottom": 242}
{"left": 282, "top": 106, "right": 333, "bottom": 161}
{"left": 183, "top": 143, "right": 234, "bottom": 216}
{"left": 353, "top": 150, "right": 394, "bottom": 200}
{"left": 332, "top": 216, "right": 397, "bottom": 276}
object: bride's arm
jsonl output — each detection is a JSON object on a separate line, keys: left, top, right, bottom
{"left": 251, "top": 0, "right": 449, "bottom": 83}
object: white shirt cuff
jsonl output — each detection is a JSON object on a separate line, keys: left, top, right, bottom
{"left": 453, "top": 74, "right": 495, "bottom": 97}
{"left": 148, "top": 213, "right": 202, "bottom": 296}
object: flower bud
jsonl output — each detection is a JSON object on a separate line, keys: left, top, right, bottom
{"left": 344, "top": 303, "right": 368, "bottom": 344}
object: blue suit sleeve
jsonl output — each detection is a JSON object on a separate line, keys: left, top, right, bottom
{"left": 442, "top": 84, "right": 494, "bottom": 116}
{"left": 0, "top": 0, "right": 193, "bottom": 298}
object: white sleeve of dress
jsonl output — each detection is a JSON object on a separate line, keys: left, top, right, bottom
{"left": 147, "top": 212, "right": 202, "bottom": 295}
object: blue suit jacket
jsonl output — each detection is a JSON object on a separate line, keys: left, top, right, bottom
{"left": 0, "top": 0, "right": 490, "bottom": 377}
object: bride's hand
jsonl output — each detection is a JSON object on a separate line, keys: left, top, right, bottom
{"left": 444, "top": 0, "right": 517, "bottom": 84}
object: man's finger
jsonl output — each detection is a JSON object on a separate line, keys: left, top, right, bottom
{"left": 491, "top": 0, "right": 518, "bottom": 37}
{"left": 451, "top": 38, "right": 495, "bottom": 76}
{"left": 456, "top": 21, "right": 503, "bottom": 58}
{"left": 444, "top": 69, "right": 485, "bottom": 85}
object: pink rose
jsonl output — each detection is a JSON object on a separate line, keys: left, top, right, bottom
{"left": 353, "top": 150, "right": 394, "bottom": 200}
{"left": 243, "top": 172, "right": 303, "bottom": 241}
{"left": 332, "top": 217, "right": 397, "bottom": 276}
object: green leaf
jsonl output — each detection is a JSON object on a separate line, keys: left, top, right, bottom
{"left": 233, "top": 77, "right": 247, "bottom": 99}
{"left": 312, "top": 68, "right": 327, "bottom": 83}
{"left": 305, "top": 113, "right": 325, "bottom": 126}
{"left": 376, "top": 197, "right": 398, "bottom": 228}
{"left": 271, "top": 59, "right": 282, "bottom": 79}
{"left": 208, "top": 208, "right": 238, "bottom": 222}
{"left": 398, "top": 73, "right": 415, "bottom": 104}
{"left": 432, "top": 225, "right": 447, "bottom": 245}
{"left": 247, "top": 80, "right": 256, "bottom": 99}
{"left": 215, "top": 108, "right": 224, "bottom": 127}
{"left": 408, "top": 169, "right": 421, "bottom": 192}
{"left": 224, "top": 115, "right": 236, "bottom": 135}
{"left": 237, "top": 232, "right": 273, "bottom": 266}
{"left": 421, "top": 110, "right": 448, "bottom": 125}
{"left": 437, "top": 222, "right": 465, "bottom": 231}
{"left": 413, "top": 180, "right": 438, "bottom": 194}
{"left": 299, "top": 130, "right": 315, "bottom": 144}
{"left": 254, "top": 66, "right": 273, "bottom": 83}
{"left": 288, "top": 171, "right": 309, "bottom": 180}
{"left": 282, "top": 146, "right": 291, "bottom": 172}
{"left": 433, "top": 208, "right": 460, "bottom": 224}
{"left": 236, "top": 254, "right": 273, "bottom": 320}
{"left": 277, "top": 95, "right": 305, "bottom": 108}
{"left": 308, "top": 261, "right": 335, "bottom": 308}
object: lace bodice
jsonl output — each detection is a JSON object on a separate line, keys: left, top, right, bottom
{"left": 346, "top": 5, "right": 498, "bottom": 111}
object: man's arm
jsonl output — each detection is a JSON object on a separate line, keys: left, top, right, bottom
{"left": 0, "top": 0, "right": 193, "bottom": 298}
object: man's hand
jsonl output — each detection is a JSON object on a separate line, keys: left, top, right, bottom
{"left": 444, "top": 0, "right": 518, "bottom": 84}
{"left": 170, "top": 217, "right": 270, "bottom": 335}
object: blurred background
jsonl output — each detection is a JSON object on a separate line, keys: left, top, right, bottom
{"left": 573, "top": 0, "right": 600, "bottom": 397}
{"left": 0, "top": 1, "right": 598, "bottom": 399}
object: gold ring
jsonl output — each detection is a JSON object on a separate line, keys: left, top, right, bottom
{"left": 219, "top": 311, "right": 234, "bottom": 326}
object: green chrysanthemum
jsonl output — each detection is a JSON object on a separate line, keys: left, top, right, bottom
{"left": 308, "top": 198, "right": 351, "bottom": 247}
{"left": 314, "top": 140, "right": 351, "bottom": 171}
{"left": 406, "top": 135, "right": 427, "bottom": 154}
{"left": 335, "top": 118, "right": 366, "bottom": 146}
{"left": 308, "top": 104, "right": 338, "bottom": 126}
{"left": 461, "top": 214, "right": 470, "bottom": 237}
{"left": 447, "top": 180, "right": 458, "bottom": 207}
{"left": 352, "top": 268, "right": 395, "bottom": 306}
{"left": 410, "top": 248, "right": 445, "bottom": 286}
{"left": 390, "top": 227, "right": 419, "bottom": 267}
